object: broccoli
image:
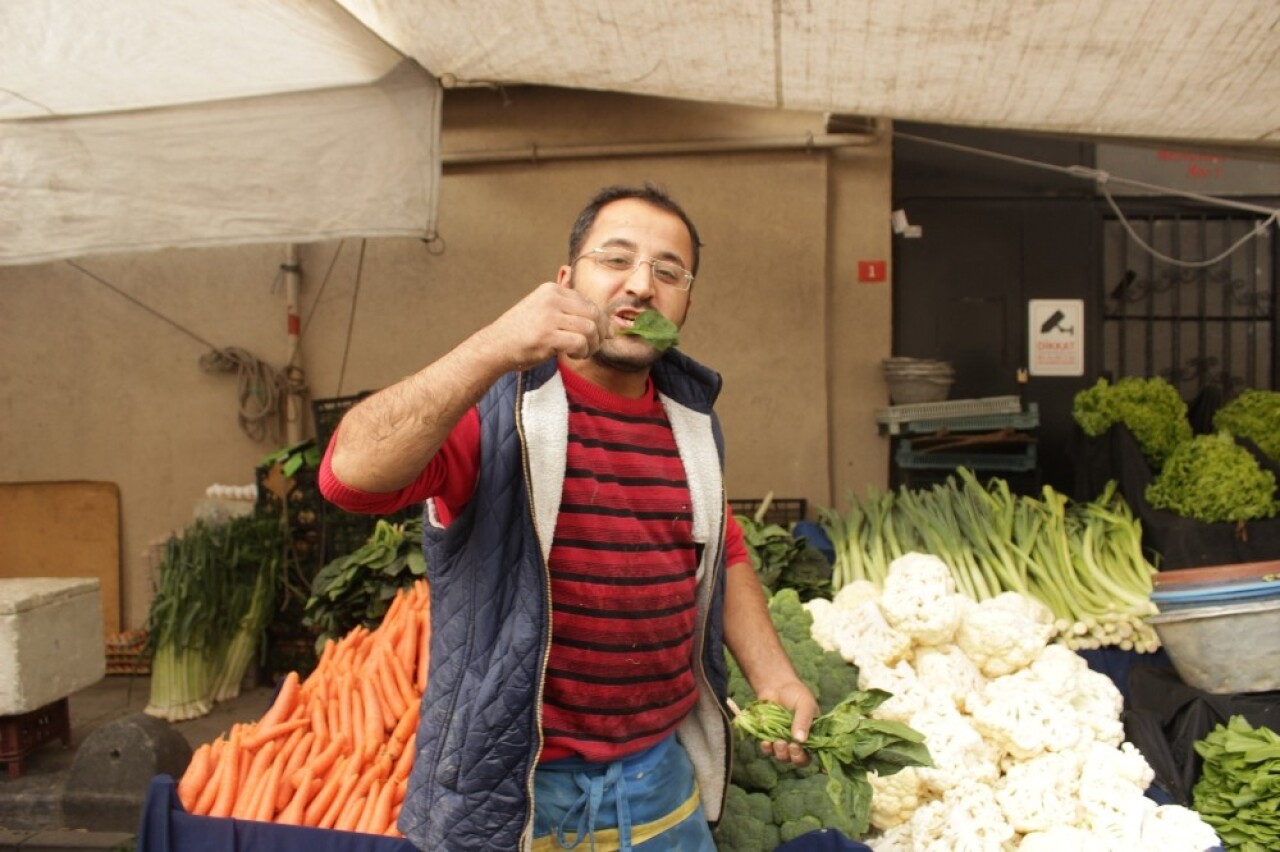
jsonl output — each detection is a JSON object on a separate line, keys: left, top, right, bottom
{"left": 1213, "top": 389, "right": 1280, "bottom": 463}
{"left": 713, "top": 785, "right": 782, "bottom": 852}
{"left": 1146, "top": 431, "right": 1279, "bottom": 523}
{"left": 1072, "top": 376, "right": 1192, "bottom": 467}
{"left": 773, "top": 775, "right": 859, "bottom": 841}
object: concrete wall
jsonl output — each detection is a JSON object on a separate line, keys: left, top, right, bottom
{"left": 0, "top": 86, "right": 893, "bottom": 628}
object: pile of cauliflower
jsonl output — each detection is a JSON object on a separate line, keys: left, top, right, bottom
{"left": 804, "top": 552, "right": 1221, "bottom": 852}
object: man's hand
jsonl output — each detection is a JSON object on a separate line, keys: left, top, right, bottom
{"left": 479, "top": 281, "right": 609, "bottom": 370}
{"left": 753, "top": 679, "right": 819, "bottom": 766}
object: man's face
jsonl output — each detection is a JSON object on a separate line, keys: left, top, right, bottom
{"left": 558, "top": 198, "right": 694, "bottom": 373}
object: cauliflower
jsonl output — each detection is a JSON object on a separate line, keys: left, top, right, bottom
{"left": 909, "top": 779, "right": 1015, "bottom": 852}
{"left": 1077, "top": 741, "right": 1157, "bottom": 848}
{"left": 993, "top": 750, "right": 1083, "bottom": 832}
{"left": 858, "top": 660, "right": 931, "bottom": 722}
{"left": 836, "top": 599, "right": 915, "bottom": 669}
{"left": 878, "top": 553, "right": 967, "bottom": 646}
{"left": 1138, "top": 804, "right": 1221, "bottom": 852}
{"left": 1024, "top": 644, "right": 1125, "bottom": 748}
{"left": 955, "top": 592, "right": 1055, "bottom": 677}
{"left": 969, "top": 672, "right": 1083, "bottom": 760}
{"left": 912, "top": 644, "right": 987, "bottom": 714}
{"left": 867, "top": 821, "right": 914, "bottom": 852}
{"left": 1018, "top": 825, "right": 1104, "bottom": 851}
{"left": 907, "top": 700, "right": 1000, "bottom": 796}
{"left": 868, "top": 766, "right": 927, "bottom": 831}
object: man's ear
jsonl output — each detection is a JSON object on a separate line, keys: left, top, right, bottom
{"left": 556, "top": 265, "right": 573, "bottom": 288}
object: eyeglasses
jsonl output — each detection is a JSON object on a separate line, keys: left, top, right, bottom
{"left": 573, "top": 246, "right": 695, "bottom": 291}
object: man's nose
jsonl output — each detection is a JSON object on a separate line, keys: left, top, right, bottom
{"left": 624, "top": 260, "right": 656, "bottom": 297}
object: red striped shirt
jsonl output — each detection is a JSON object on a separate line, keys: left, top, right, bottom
{"left": 539, "top": 366, "right": 700, "bottom": 762}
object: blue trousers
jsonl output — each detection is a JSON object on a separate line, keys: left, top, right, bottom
{"left": 532, "top": 734, "right": 717, "bottom": 851}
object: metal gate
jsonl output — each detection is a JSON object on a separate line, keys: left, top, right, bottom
{"left": 1102, "top": 212, "right": 1276, "bottom": 396}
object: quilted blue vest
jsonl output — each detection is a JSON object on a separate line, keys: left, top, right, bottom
{"left": 398, "top": 350, "right": 733, "bottom": 851}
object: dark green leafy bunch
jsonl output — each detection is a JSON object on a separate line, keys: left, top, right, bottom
{"left": 303, "top": 517, "right": 425, "bottom": 647}
{"left": 1073, "top": 376, "right": 1192, "bottom": 467}
{"left": 616, "top": 308, "right": 679, "bottom": 351}
{"left": 1146, "top": 431, "right": 1278, "bottom": 523}
{"left": 1213, "top": 389, "right": 1280, "bottom": 463}
{"left": 736, "top": 514, "right": 833, "bottom": 601}
{"left": 1192, "top": 716, "right": 1280, "bottom": 851}
{"left": 732, "top": 691, "right": 932, "bottom": 840}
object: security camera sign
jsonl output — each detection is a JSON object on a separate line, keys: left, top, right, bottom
{"left": 1028, "top": 299, "right": 1084, "bottom": 376}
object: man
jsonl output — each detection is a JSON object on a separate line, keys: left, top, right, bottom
{"left": 321, "top": 184, "right": 817, "bottom": 850}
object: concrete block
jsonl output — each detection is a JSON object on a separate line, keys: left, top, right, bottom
{"left": 62, "top": 714, "right": 190, "bottom": 834}
{"left": 0, "top": 580, "right": 105, "bottom": 716}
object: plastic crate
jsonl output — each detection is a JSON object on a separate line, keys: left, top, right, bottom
{"left": 0, "top": 697, "right": 71, "bottom": 778}
{"left": 892, "top": 403, "right": 1040, "bottom": 436}
{"left": 875, "top": 396, "right": 1024, "bottom": 435}
{"left": 729, "top": 497, "right": 807, "bottom": 525}
{"left": 895, "top": 440, "right": 1037, "bottom": 472}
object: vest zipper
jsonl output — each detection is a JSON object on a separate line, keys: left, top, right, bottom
{"left": 514, "top": 369, "right": 553, "bottom": 852}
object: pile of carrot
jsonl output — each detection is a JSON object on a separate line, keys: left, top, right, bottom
{"left": 176, "top": 579, "right": 430, "bottom": 837}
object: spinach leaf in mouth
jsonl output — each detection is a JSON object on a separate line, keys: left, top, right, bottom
{"left": 617, "top": 308, "right": 679, "bottom": 351}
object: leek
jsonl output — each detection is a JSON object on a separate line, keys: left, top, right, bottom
{"left": 818, "top": 471, "right": 1160, "bottom": 652}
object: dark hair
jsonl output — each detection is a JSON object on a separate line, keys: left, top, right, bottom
{"left": 567, "top": 183, "right": 703, "bottom": 275}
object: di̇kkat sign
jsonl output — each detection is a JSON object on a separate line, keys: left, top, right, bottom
{"left": 1028, "top": 299, "right": 1084, "bottom": 377}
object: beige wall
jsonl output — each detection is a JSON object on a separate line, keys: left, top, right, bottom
{"left": 0, "top": 87, "right": 892, "bottom": 629}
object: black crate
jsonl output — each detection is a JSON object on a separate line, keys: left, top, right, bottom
{"left": 729, "top": 497, "right": 808, "bottom": 526}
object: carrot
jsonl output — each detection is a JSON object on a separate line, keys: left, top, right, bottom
{"left": 277, "top": 765, "right": 315, "bottom": 826}
{"left": 191, "top": 741, "right": 225, "bottom": 816}
{"left": 387, "top": 698, "right": 420, "bottom": 758}
{"left": 253, "top": 749, "right": 286, "bottom": 823}
{"left": 276, "top": 730, "right": 314, "bottom": 810}
{"left": 258, "top": 671, "right": 301, "bottom": 730}
{"left": 241, "top": 716, "right": 309, "bottom": 752}
{"left": 207, "top": 732, "right": 243, "bottom": 819}
{"left": 394, "top": 609, "right": 418, "bottom": 670}
{"left": 178, "top": 742, "right": 214, "bottom": 810}
{"left": 306, "top": 755, "right": 353, "bottom": 827}
{"left": 351, "top": 681, "right": 367, "bottom": 761}
{"left": 338, "top": 673, "right": 355, "bottom": 750}
{"left": 233, "top": 739, "right": 279, "bottom": 819}
{"left": 289, "top": 733, "right": 345, "bottom": 789}
{"left": 415, "top": 605, "right": 432, "bottom": 692}
{"left": 360, "top": 677, "right": 384, "bottom": 759}
{"left": 381, "top": 649, "right": 414, "bottom": 717}
{"left": 391, "top": 730, "right": 417, "bottom": 783}
{"left": 355, "top": 781, "right": 383, "bottom": 834}
{"left": 334, "top": 794, "right": 367, "bottom": 833}
{"left": 309, "top": 696, "right": 329, "bottom": 744}
{"left": 367, "top": 773, "right": 398, "bottom": 835}
{"left": 317, "top": 771, "right": 361, "bottom": 829}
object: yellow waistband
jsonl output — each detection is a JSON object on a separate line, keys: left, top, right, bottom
{"left": 530, "top": 785, "right": 702, "bottom": 852}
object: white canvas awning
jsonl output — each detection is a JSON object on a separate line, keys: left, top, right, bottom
{"left": 1, "top": 1, "right": 441, "bottom": 265}
{"left": 3, "top": 0, "right": 1277, "bottom": 266}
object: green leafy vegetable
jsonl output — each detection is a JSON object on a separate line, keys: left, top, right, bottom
{"left": 303, "top": 518, "right": 425, "bottom": 648}
{"left": 1072, "top": 376, "right": 1192, "bottom": 467}
{"left": 731, "top": 691, "right": 932, "bottom": 838}
{"left": 617, "top": 308, "right": 679, "bottom": 351}
{"left": 1146, "top": 431, "right": 1278, "bottom": 523}
{"left": 1213, "top": 389, "right": 1280, "bottom": 463}
{"left": 1192, "top": 716, "right": 1280, "bottom": 851}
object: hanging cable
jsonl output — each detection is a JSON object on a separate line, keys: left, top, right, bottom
{"left": 893, "top": 130, "right": 1280, "bottom": 268}
{"left": 68, "top": 259, "right": 308, "bottom": 444}
{"left": 336, "top": 239, "right": 367, "bottom": 396}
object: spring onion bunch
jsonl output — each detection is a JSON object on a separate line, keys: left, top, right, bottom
{"left": 818, "top": 471, "right": 1160, "bottom": 652}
